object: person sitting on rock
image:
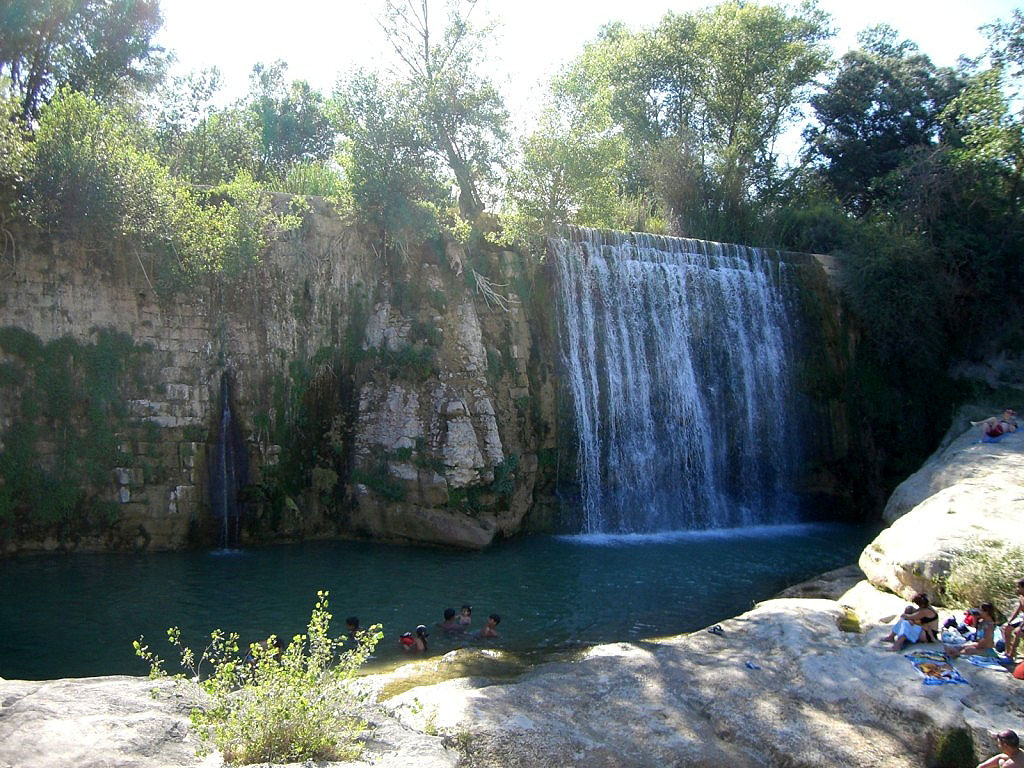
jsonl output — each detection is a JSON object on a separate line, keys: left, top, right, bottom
{"left": 438, "top": 607, "right": 463, "bottom": 633}
{"left": 973, "top": 409, "right": 1018, "bottom": 438}
{"left": 883, "top": 592, "right": 939, "bottom": 651}
{"left": 946, "top": 602, "right": 998, "bottom": 659}
{"left": 477, "top": 613, "right": 501, "bottom": 639}
{"left": 1003, "top": 578, "right": 1024, "bottom": 660}
{"left": 977, "top": 729, "right": 1022, "bottom": 768}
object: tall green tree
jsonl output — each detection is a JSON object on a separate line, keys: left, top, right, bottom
{"left": 152, "top": 68, "right": 259, "bottom": 185}
{"left": 803, "top": 25, "right": 964, "bottom": 217}
{"left": 331, "top": 70, "right": 448, "bottom": 261}
{"left": 554, "top": 1, "right": 831, "bottom": 240}
{"left": 0, "top": 0, "right": 164, "bottom": 121}
{"left": 245, "top": 61, "right": 335, "bottom": 183}
{"left": 378, "top": 0, "right": 509, "bottom": 219}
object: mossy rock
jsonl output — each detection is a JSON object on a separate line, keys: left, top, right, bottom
{"left": 929, "top": 727, "right": 975, "bottom": 768}
{"left": 836, "top": 608, "right": 861, "bottom": 633}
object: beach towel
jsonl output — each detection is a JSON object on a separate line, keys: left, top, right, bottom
{"left": 964, "top": 654, "right": 1009, "bottom": 671}
{"left": 980, "top": 433, "right": 1010, "bottom": 443}
{"left": 905, "top": 651, "right": 968, "bottom": 685}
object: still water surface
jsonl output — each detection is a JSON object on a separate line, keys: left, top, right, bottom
{"left": 0, "top": 523, "right": 873, "bottom": 680}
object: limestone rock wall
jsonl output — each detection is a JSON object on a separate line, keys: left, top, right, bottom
{"left": 0, "top": 202, "right": 559, "bottom": 552}
{"left": 860, "top": 416, "right": 1024, "bottom": 599}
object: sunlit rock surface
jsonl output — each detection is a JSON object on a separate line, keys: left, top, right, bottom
{"left": 0, "top": 675, "right": 458, "bottom": 768}
{"left": 860, "top": 422, "right": 1024, "bottom": 599}
{"left": 377, "top": 587, "right": 1018, "bottom": 768}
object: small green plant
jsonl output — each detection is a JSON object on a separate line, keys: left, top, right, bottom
{"left": 836, "top": 608, "right": 861, "bottom": 633}
{"left": 929, "top": 727, "right": 975, "bottom": 768}
{"left": 490, "top": 454, "right": 520, "bottom": 497}
{"left": 940, "top": 542, "right": 1024, "bottom": 618}
{"left": 133, "top": 591, "right": 382, "bottom": 765}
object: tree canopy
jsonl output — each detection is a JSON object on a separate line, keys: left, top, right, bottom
{"left": 0, "top": 0, "right": 164, "bottom": 121}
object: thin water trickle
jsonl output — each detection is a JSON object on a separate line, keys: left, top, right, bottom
{"left": 553, "top": 229, "right": 805, "bottom": 534}
{"left": 208, "top": 372, "right": 248, "bottom": 548}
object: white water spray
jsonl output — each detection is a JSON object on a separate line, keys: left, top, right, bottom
{"left": 552, "top": 229, "right": 804, "bottom": 533}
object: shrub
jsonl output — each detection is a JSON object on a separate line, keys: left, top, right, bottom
{"left": 24, "top": 89, "right": 299, "bottom": 284}
{"left": 940, "top": 542, "right": 1024, "bottom": 618}
{"left": 278, "top": 161, "right": 349, "bottom": 199}
{"left": 929, "top": 727, "right": 975, "bottom": 768}
{"left": 134, "top": 591, "right": 382, "bottom": 765}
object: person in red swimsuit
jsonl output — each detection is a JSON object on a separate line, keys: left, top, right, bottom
{"left": 973, "top": 408, "right": 1018, "bottom": 437}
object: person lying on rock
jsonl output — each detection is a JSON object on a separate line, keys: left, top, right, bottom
{"left": 883, "top": 592, "right": 940, "bottom": 651}
{"left": 945, "top": 602, "right": 998, "bottom": 659}
{"left": 973, "top": 408, "right": 1018, "bottom": 438}
{"left": 977, "top": 729, "right": 1021, "bottom": 768}
{"left": 1003, "top": 578, "right": 1024, "bottom": 660}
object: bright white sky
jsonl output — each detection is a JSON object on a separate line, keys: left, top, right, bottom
{"left": 155, "top": 0, "right": 1021, "bottom": 161}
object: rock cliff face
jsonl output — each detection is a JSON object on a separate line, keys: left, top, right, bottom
{"left": 0, "top": 203, "right": 559, "bottom": 552}
{"left": 860, "top": 417, "right": 1024, "bottom": 599}
{"left": 0, "top": 205, "right": 866, "bottom": 553}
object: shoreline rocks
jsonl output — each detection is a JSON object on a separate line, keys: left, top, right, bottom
{"left": 860, "top": 423, "right": 1024, "bottom": 600}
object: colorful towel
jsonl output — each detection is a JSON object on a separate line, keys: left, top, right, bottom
{"left": 981, "top": 434, "right": 1009, "bottom": 443}
{"left": 905, "top": 651, "right": 969, "bottom": 685}
{"left": 964, "top": 653, "right": 1009, "bottom": 671}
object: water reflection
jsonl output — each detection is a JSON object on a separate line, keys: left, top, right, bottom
{"left": 0, "top": 523, "right": 871, "bottom": 680}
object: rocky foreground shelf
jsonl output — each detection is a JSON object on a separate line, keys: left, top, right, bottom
{"left": 2, "top": 419, "right": 1022, "bottom": 767}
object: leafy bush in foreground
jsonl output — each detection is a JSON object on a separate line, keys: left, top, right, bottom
{"left": 940, "top": 542, "right": 1024, "bottom": 619}
{"left": 134, "top": 591, "right": 382, "bottom": 764}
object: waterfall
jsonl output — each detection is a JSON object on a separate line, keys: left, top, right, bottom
{"left": 552, "top": 228, "right": 805, "bottom": 534}
{"left": 208, "top": 371, "right": 248, "bottom": 548}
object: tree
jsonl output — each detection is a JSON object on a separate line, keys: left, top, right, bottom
{"left": 152, "top": 68, "right": 259, "bottom": 186}
{"left": 803, "top": 25, "right": 963, "bottom": 217}
{"left": 0, "top": 0, "right": 164, "bottom": 121}
{"left": 554, "top": 1, "right": 831, "bottom": 240}
{"left": 377, "top": 0, "right": 509, "bottom": 219}
{"left": 332, "top": 69, "right": 448, "bottom": 261}
{"left": 245, "top": 61, "right": 335, "bottom": 182}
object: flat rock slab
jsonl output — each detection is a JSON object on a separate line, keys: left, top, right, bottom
{"left": 0, "top": 677, "right": 204, "bottom": 768}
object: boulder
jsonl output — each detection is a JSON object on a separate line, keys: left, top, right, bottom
{"left": 883, "top": 421, "right": 1024, "bottom": 523}
{"left": 351, "top": 486, "right": 498, "bottom": 549}
{"left": 861, "top": 425, "right": 1024, "bottom": 599}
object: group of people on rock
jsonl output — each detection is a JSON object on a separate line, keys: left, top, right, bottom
{"left": 343, "top": 604, "right": 502, "bottom": 654}
{"left": 879, "top": 578, "right": 1024, "bottom": 768}
{"left": 882, "top": 578, "right": 1024, "bottom": 666}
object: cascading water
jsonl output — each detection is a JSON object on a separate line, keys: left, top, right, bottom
{"left": 552, "top": 228, "right": 805, "bottom": 534}
{"left": 208, "top": 371, "right": 248, "bottom": 548}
